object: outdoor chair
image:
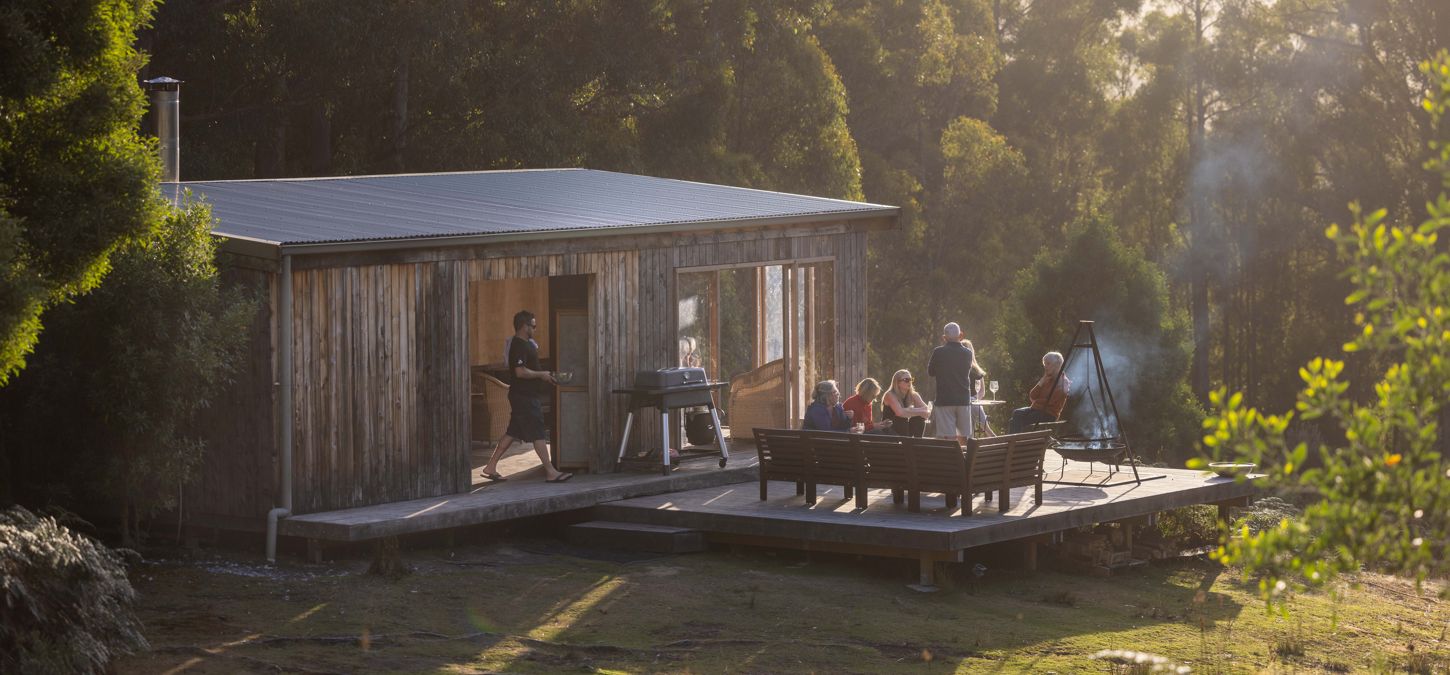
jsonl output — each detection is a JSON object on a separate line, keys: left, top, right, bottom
{"left": 754, "top": 428, "right": 809, "bottom": 501}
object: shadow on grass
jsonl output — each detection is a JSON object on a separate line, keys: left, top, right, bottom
{"left": 117, "top": 535, "right": 1257, "bottom": 674}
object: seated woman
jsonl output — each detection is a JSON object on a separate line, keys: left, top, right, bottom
{"left": 803, "top": 380, "right": 853, "bottom": 431}
{"left": 841, "top": 378, "right": 894, "bottom": 434}
{"left": 882, "top": 369, "right": 931, "bottom": 437}
{"left": 1010, "top": 351, "right": 1071, "bottom": 433}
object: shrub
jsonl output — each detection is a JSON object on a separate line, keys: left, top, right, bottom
{"left": 1199, "top": 52, "right": 1450, "bottom": 602}
{"left": 1234, "top": 496, "right": 1301, "bottom": 536}
{"left": 0, "top": 506, "right": 147, "bottom": 673}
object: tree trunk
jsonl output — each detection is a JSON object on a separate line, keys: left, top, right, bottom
{"left": 255, "top": 78, "right": 288, "bottom": 178}
{"left": 391, "top": 52, "right": 409, "bottom": 172}
{"left": 120, "top": 501, "right": 135, "bottom": 548}
{"left": 307, "top": 102, "right": 331, "bottom": 175}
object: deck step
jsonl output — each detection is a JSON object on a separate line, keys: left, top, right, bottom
{"left": 566, "top": 521, "right": 707, "bottom": 554}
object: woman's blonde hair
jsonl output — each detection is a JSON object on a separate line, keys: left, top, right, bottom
{"left": 855, "top": 377, "right": 881, "bottom": 399}
{"left": 962, "top": 339, "right": 986, "bottom": 378}
{"left": 889, "top": 369, "right": 916, "bottom": 401}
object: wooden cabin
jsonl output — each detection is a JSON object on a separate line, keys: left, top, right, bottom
{"left": 175, "top": 169, "right": 896, "bottom": 528}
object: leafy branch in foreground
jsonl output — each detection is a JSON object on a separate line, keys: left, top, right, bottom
{"left": 1195, "top": 51, "right": 1450, "bottom": 602}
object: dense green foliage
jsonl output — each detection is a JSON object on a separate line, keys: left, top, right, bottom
{"left": 139, "top": 0, "right": 1445, "bottom": 439}
{"left": 147, "top": 1, "right": 862, "bottom": 198}
{"left": 0, "top": 506, "right": 146, "bottom": 673}
{"left": 0, "top": 201, "right": 254, "bottom": 543}
{"left": 0, "top": 0, "right": 162, "bottom": 384}
{"left": 1199, "top": 51, "right": 1450, "bottom": 601}
{"left": 997, "top": 220, "right": 1201, "bottom": 460}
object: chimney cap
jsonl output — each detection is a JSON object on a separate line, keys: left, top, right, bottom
{"left": 143, "top": 76, "right": 183, "bottom": 91}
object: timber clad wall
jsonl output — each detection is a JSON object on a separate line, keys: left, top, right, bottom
{"left": 290, "top": 262, "right": 471, "bottom": 515}
{"left": 196, "top": 224, "right": 872, "bottom": 519}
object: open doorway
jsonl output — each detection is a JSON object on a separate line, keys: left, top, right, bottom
{"left": 466, "top": 274, "right": 592, "bottom": 482}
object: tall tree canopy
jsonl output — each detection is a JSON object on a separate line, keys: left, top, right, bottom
{"left": 0, "top": 0, "right": 162, "bottom": 384}
{"left": 137, "top": 0, "right": 1448, "bottom": 446}
{"left": 997, "top": 219, "right": 1201, "bottom": 460}
{"left": 145, "top": 0, "right": 862, "bottom": 198}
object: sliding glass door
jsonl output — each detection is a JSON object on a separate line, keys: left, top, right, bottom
{"left": 677, "top": 260, "right": 835, "bottom": 438}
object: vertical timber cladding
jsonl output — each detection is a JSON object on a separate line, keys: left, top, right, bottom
{"left": 631, "top": 226, "right": 866, "bottom": 453}
{"left": 289, "top": 260, "right": 470, "bottom": 514}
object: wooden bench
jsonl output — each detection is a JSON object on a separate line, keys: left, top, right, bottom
{"left": 753, "top": 428, "right": 808, "bottom": 501}
{"left": 965, "top": 430, "right": 1053, "bottom": 512}
{"left": 754, "top": 428, "right": 1053, "bottom": 516}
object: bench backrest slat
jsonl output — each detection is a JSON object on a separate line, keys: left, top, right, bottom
{"left": 859, "top": 435, "right": 911, "bottom": 484}
{"left": 965, "top": 430, "right": 1051, "bottom": 492}
{"left": 754, "top": 428, "right": 811, "bottom": 480}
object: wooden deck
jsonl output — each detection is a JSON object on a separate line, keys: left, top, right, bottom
{"left": 594, "top": 464, "right": 1257, "bottom": 558}
{"left": 278, "top": 447, "right": 758, "bottom": 542}
{"left": 274, "top": 437, "right": 1257, "bottom": 586}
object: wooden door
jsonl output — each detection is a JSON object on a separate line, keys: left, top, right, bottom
{"left": 552, "top": 308, "right": 592, "bottom": 470}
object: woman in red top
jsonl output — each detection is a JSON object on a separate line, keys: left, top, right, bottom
{"left": 841, "top": 378, "right": 893, "bottom": 434}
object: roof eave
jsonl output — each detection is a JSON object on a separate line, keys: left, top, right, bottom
{"left": 217, "top": 208, "right": 898, "bottom": 258}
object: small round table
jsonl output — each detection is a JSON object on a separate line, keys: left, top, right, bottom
{"left": 972, "top": 400, "right": 1008, "bottom": 438}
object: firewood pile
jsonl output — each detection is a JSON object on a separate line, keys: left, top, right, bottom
{"left": 1055, "top": 528, "right": 1147, "bottom": 576}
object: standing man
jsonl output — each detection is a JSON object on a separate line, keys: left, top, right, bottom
{"left": 480, "top": 310, "right": 572, "bottom": 483}
{"left": 928, "top": 322, "right": 975, "bottom": 445}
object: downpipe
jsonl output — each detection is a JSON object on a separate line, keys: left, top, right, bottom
{"left": 266, "top": 254, "right": 294, "bottom": 563}
{"left": 266, "top": 507, "right": 289, "bottom": 562}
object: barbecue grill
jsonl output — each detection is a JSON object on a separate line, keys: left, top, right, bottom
{"left": 613, "top": 367, "right": 730, "bottom": 475}
{"left": 1052, "top": 436, "right": 1129, "bottom": 463}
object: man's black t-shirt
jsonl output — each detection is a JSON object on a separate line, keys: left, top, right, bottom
{"left": 508, "top": 336, "right": 545, "bottom": 398}
{"left": 927, "top": 341, "right": 975, "bottom": 406}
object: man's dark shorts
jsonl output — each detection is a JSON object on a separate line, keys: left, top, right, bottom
{"left": 506, "top": 392, "right": 547, "bottom": 442}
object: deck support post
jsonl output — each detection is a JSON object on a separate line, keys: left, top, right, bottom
{"left": 368, "top": 536, "right": 408, "bottom": 578}
{"left": 917, "top": 553, "right": 936, "bottom": 588}
{"left": 1024, "top": 541, "right": 1037, "bottom": 571}
{"left": 306, "top": 538, "right": 323, "bottom": 564}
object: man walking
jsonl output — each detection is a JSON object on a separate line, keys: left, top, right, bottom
{"left": 480, "top": 310, "right": 572, "bottom": 483}
{"left": 928, "top": 322, "right": 975, "bottom": 445}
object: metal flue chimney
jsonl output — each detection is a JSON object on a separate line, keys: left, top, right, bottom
{"left": 143, "top": 76, "right": 182, "bottom": 182}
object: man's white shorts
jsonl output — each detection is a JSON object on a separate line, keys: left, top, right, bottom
{"left": 933, "top": 405, "right": 972, "bottom": 439}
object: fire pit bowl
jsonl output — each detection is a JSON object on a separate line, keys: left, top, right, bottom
{"left": 1208, "top": 462, "right": 1255, "bottom": 478}
{"left": 1051, "top": 436, "right": 1129, "bottom": 463}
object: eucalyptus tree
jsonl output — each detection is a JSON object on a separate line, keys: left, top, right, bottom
{"left": 817, "top": 0, "right": 1005, "bottom": 381}
{"left": 0, "top": 0, "right": 162, "bottom": 384}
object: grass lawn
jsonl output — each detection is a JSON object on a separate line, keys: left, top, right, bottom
{"left": 117, "top": 537, "right": 1447, "bottom": 673}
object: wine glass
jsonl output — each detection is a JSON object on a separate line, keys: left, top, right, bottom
{"left": 989, "top": 380, "right": 999, "bottom": 400}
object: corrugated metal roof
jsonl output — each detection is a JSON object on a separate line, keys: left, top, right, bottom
{"left": 167, "top": 169, "right": 896, "bottom": 247}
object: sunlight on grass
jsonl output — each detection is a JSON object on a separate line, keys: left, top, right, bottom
{"left": 159, "top": 657, "right": 203, "bottom": 675}
{"left": 286, "top": 603, "right": 327, "bottom": 624}
{"left": 526, "top": 575, "right": 626, "bottom": 642}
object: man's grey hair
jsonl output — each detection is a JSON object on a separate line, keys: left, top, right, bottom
{"left": 812, "top": 380, "right": 839, "bottom": 406}
{"left": 943, "top": 322, "right": 962, "bottom": 339}
{"left": 1043, "top": 351, "right": 1064, "bottom": 369}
